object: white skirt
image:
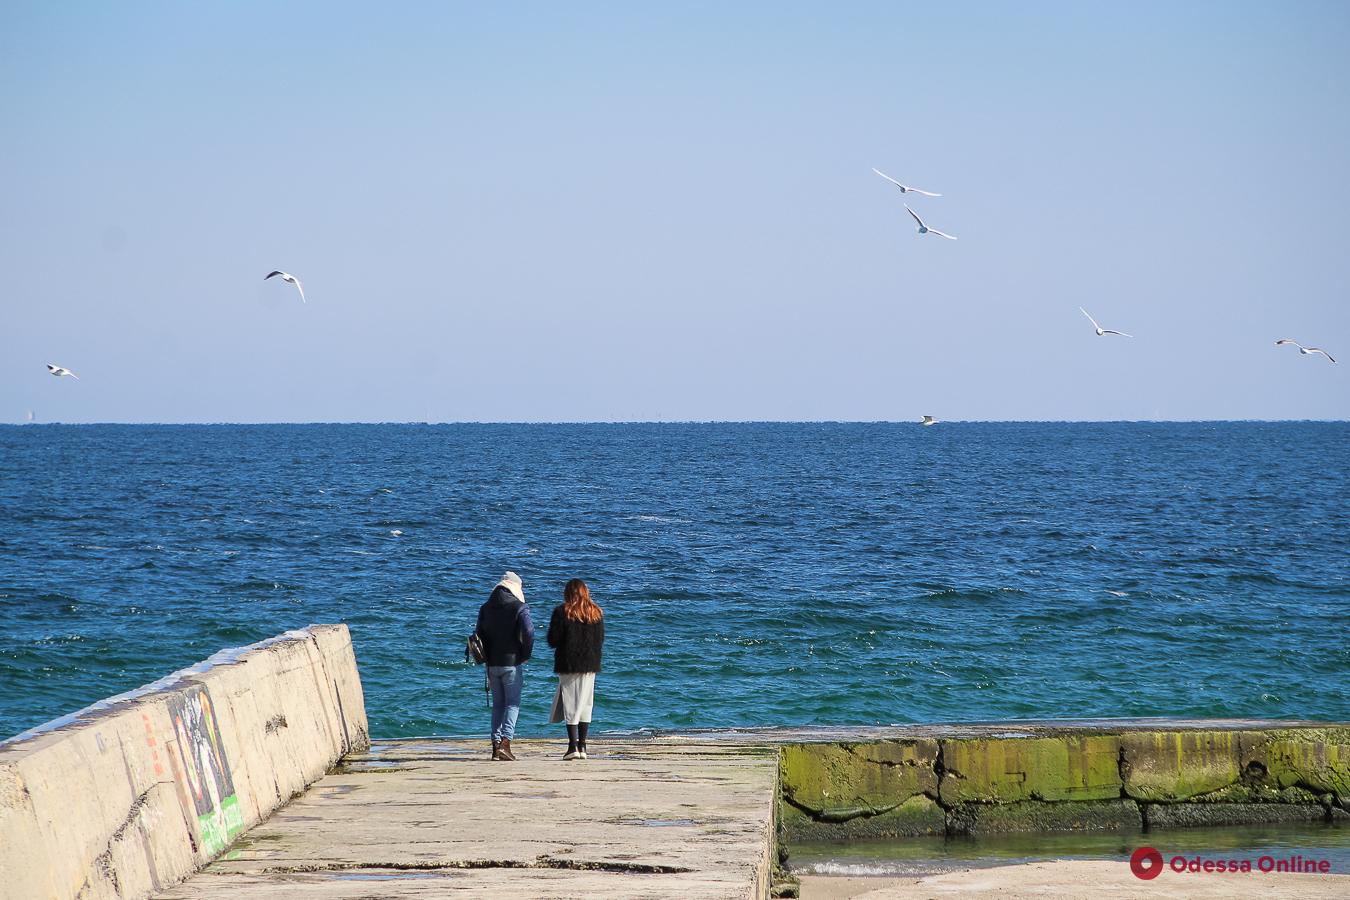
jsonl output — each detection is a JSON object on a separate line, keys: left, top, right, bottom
{"left": 549, "top": 672, "right": 596, "bottom": 725}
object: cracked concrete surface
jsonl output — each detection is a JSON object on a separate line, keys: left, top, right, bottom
{"left": 154, "top": 738, "right": 777, "bottom": 899}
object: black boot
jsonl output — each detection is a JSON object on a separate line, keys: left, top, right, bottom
{"left": 577, "top": 722, "right": 589, "bottom": 759}
{"left": 564, "top": 724, "right": 580, "bottom": 760}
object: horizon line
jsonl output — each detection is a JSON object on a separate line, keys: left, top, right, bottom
{"left": 4, "top": 418, "right": 1349, "bottom": 427}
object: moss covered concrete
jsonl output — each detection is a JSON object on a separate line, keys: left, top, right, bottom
{"left": 951, "top": 799, "right": 1142, "bottom": 834}
{"left": 781, "top": 794, "right": 944, "bottom": 841}
{"left": 1146, "top": 801, "right": 1330, "bottom": 829}
{"left": 1180, "top": 781, "right": 1323, "bottom": 805}
{"left": 1249, "top": 727, "right": 1350, "bottom": 802}
{"left": 1119, "top": 730, "right": 1243, "bottom": 801}
{"left": 774, "top": 720, "right": 1350, "bottom": 842}
{"left": 938, "top": 735, "right": 1121, "bottom": 805}
{"left": 779, "top": 741, "right": 939, "bottom": 838}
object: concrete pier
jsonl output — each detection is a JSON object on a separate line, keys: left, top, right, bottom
{"left": 155, "top": 738, "right": 779, "bottom": 899}
{"left": 0, "top": 626, "right": 368, "bottom": 900}
{"left": 5, "top": 628, "right": 1349, "bottom": 900}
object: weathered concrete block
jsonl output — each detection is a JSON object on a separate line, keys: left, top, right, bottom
{"left": 1184, "top": 781, "right": 1323, "bottom": 805}
{"left": 1242, "top": 728, "right": 1350, "bottom": 800}
{"left": 0, "top": 625, "right": 367, "bottom": 900}
{"left": 0, "top": 761, "right": 59, "bottom": 899}
{"left": 939, "top": 735, "right": 1122, "bottom": 804}
{"left": 1120, "top": 730, "right": 1243, "bottom": 801}
{"left": 949, "top": 799, "right": 1142, "bottom": 834}
{"left": 1146, "top": 801, "right": 1330, "bottom": 829}
{"left": 0, "top": 699, "right": 197, "bottom": 900}
{"left": 780, "top": 794, "right": 945, "bottom": 840}
{"left": 779, "top": 740, "right": 937, "bottom": 822}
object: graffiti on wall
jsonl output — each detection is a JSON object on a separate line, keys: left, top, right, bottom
{"left": 167, "top": 685, "right": 243, "bottom": 855}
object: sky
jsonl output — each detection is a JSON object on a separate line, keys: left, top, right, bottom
{"left": 2, "top": 1, "right": 1348, "bottom": 423}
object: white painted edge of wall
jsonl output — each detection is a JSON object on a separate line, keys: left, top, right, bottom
{"left": 1, "top": 628, "right": 319, "bottom": 748}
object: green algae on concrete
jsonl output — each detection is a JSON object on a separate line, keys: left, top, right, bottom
{"left": 1183, "top": 781, "right": 1324, "bottom": 805}
{"left": 938, "top": 736, "right": 1122, "bottom": 805}
{"left": 1146, "top": 800, "right": 1331, "bottom": 829}
{"left": 781, "top": 794, "right": 945, "bottom": 841}
{"left": 1119, "top": 727, "right": 1350, "bottom": 809}
{"left": 779, "top": 741, "right": 942, "bottom": 838}
{"left": 779, "top": 741, "right": 938, "bottom": 836}
{"left": 776, "top": 723, "right": 1350, "bottom": 842}
{"left": 1119, "top": 730, "right": 1243, "bottom": 801}
{"left": 950, "top": 798, "right": 1142, "bottom": 834}
{"left": 1249, "top": 728, "right": 1350, "bottom": 803}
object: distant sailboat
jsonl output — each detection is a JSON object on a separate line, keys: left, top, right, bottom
{"left": 25, "top": 410, "right": 35, "bottom": 424}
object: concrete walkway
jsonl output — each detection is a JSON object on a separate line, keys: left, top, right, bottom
{"left": 156, "top": 737, "right": 778, "bottom": 899}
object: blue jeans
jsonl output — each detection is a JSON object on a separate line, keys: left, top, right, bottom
{"left": 488, "top": 665, "right": 523, "bottom": 742}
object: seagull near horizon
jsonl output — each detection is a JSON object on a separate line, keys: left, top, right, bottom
{"left": 904, "top": 205, "right": 956, "bottom": 240}
{"left": 46, "top": 364, "right": 79, "bottom": 379}
{"left": 1079, "top": 307, "right": 1132, "bottom": 338}
{"left": 921, "top": 415, "right": 938, "bottom": 426}
{"left": 1275, "top": 339, "right": 1336, "bottom": 363}
{"left": 264, "top": 270, "right": 306, "bottom": 303}
{"left": 872, "top": 167, "right": 941, "bottom": 197}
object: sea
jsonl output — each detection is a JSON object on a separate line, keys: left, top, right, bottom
{"left": 1, "top": 422, "right": 1347, "bottom": 741}
{"left": 789, "top": 822, "right": 1350, "bottom": 877}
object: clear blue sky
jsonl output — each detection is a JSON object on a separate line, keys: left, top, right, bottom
{"left": 2, "top": 1, "right": 1347, "bottom": 422}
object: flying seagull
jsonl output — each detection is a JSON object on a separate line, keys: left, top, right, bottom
{"left": 921, "top": 415, "right": 938, "bottom": 426}
{"left": 905, "top": 205, "right": 956, "bottom": 240}
{"left": 1079, "top": 307, "right": 1132, "bottom": 338}
{"left": 46, "top": 364, "right": 79, "bottom": 379}
{"left": 872, "top": 167, "right": 941, "bottom": 197}
{"left": 1275, "top": 339, "right": 1336, "bottom": 363}
{"left": 264, "top": 270, "right": 306, "bottom": 303}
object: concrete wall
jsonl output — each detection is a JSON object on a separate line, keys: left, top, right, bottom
{"left": 777, "top": 721, "right": 1350, "bottom": 841}
{"left": 0, "top": 624, "right": 368, "bottom": 900}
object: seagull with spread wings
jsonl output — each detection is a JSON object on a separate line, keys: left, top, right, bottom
{"left": 904, "top": 205, "right": 956, "bottom": 240}
{"left": 265, "top": 270, "right": 306, "bottom": 303}
{"left": 1079, "top": 307, "right": 1132, "bottom": 338}
{"left": 1275, "top": 339, "right": 1336, "bottom": 363}
{"left": 46, "top": 364, "right": 79, "bottom": 379}
{"left": 872, "top": 167, "right": 941, "bottom": 197}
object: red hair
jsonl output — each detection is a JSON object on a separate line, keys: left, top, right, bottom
{"left": 562, "top": 578, "right": 602, "bottom": 624}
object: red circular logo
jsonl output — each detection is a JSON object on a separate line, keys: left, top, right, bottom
{"left": 1131, "top": 846, "right": 1163, "bottom": 880}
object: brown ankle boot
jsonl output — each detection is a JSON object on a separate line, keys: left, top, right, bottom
{"left": 491, "top": 739, "right": 501, "bottom": 759}
{"left": 498, "top": 737, "right": 517, "bottom": 761}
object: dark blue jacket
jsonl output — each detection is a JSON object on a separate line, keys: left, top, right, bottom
{"left": 475, "top": 586, "right": 535, "bottom": 666}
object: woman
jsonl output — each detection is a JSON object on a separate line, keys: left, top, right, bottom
{"left": 547, "top": 578, "right": 604, "bottom": 760}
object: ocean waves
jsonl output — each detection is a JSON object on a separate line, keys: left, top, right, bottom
{"left": 1, "top": 421, "right": 1347, "bottom": 740}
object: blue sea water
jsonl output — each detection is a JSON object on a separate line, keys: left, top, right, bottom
{"left": 0, "top": 422, "right": 1346, "bottom": 741}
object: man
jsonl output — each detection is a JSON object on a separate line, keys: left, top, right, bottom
{"left": 475, "top": 571, "right": 534, "bottom": 760}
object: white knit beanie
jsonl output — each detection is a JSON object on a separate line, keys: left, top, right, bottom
{"left": 497, "top": 571, "right": 524, "bottom": 603}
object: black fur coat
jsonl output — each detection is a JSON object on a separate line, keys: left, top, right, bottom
{"left": 547, "top": 606, "right": 604, "bottom": 674}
